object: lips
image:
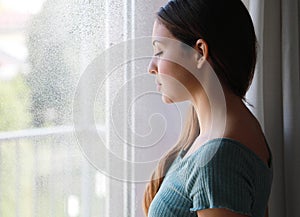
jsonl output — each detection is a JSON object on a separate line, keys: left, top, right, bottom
{"left": 155, "top": 78, "right": 162, "bottom": 86}
{"left": 155, "top": 79, "right": 162, "bottom": 91}
{"left": 157, "top": 84, "right": 161, "bottom": 91}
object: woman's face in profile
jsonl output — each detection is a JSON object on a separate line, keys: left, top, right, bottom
{"left": 148, "top": 20, "right": 200, "bottom": 104}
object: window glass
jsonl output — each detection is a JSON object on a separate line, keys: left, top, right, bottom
{"left": 0, "top": 0, "right": 170, "bottom": 217}
{"left": 0, "top": 1, "right": 108, "bottom": 216}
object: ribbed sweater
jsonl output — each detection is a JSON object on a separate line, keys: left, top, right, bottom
{"left": 148, "top": 138, "right": 273, "bottom": 217}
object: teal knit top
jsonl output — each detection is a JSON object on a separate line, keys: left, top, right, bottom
{"left": 148, "top": 138, "right": 273, "bottom": 217}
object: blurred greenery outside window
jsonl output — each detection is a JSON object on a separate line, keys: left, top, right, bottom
{"left": 0, "top": 1, "right": 107, "bottom": 217}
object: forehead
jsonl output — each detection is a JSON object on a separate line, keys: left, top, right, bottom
{"left": 152, "top": 20, "right": 175, "bottom": 43}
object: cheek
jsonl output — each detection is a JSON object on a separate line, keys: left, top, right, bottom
{"left": 159, "top": 61, "right": 192, "bottom": 87}
{"left": 158, "top": 61, "right": 182, "bottom": 81}
{"left": 158, "top": 62, "right": 178, "bottom": 89}
{"left": 158, "top": 61, "right": 193, "bottom": 100}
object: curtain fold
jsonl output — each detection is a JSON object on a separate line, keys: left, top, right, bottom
{"left": 247, "top": 1, "right": 300, "bottom": 217}
{"left": 282, "top": 1, "right": 300, "bottom": 217}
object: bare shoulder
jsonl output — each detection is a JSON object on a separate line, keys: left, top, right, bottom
{"left": 224, "top": 113, "right": 271, "bottom": 167}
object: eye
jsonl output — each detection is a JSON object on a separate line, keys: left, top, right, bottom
{"left": 154, "top": 51, "right": 163, "bottom": 57}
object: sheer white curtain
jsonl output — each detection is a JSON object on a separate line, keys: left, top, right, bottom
{"left": 246, "top": 1, "right": 300, "bottom": 216}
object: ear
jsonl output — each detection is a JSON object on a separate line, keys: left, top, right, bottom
{"left": 194, "top": 39, "right": 209, "bottom": 69}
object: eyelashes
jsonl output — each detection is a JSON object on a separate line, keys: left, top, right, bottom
{"left": 154, "top": 51, "right": 163, "bottom": 57}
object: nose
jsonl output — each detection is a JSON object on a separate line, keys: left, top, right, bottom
{"left": 148, "top": 57, "right": 158, "bottom": 75}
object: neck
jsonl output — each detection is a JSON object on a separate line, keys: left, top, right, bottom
{"left": 190, "top": 87, "right": 245, "bottom": 140}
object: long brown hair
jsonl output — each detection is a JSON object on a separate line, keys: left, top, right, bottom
{"left": 143, "top": 105, "right": 200, "bottom": 214}
{"left": 143, "top": 0, "right": 257, "bottom": 215}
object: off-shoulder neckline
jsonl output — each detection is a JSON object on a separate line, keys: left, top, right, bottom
{"left": 178, "top": 137, "right": 273, "bottom": 170}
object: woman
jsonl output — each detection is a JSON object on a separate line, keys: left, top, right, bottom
{"left": 144, "top": 0, "right": 273, "bottom": 217}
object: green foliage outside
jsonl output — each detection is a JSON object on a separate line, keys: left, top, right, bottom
{"left": 0, "top": 1, "right": 107, "bottom": 216}
{"left": 0, "top": 73, "right": 34, "bottom": 216}
{"left": 0, "top": 74, "right": 32, "bottom": 131}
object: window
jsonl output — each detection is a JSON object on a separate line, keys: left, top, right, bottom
{"left": 0, "top": 0, "right": 181, "bottom": 216}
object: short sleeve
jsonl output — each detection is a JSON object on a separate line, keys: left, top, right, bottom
{"left": 187, "top": 142, "right": 255, "bottom": 216}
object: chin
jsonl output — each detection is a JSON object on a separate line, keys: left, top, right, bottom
{"left": 160, "top": 87, "right": 189, "bottom": 104}
{"left": 162, "top": 95, "right": 185, "bottom": 104}
{"left": 161, "top": 95, "right": 173, "bottom": 104}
